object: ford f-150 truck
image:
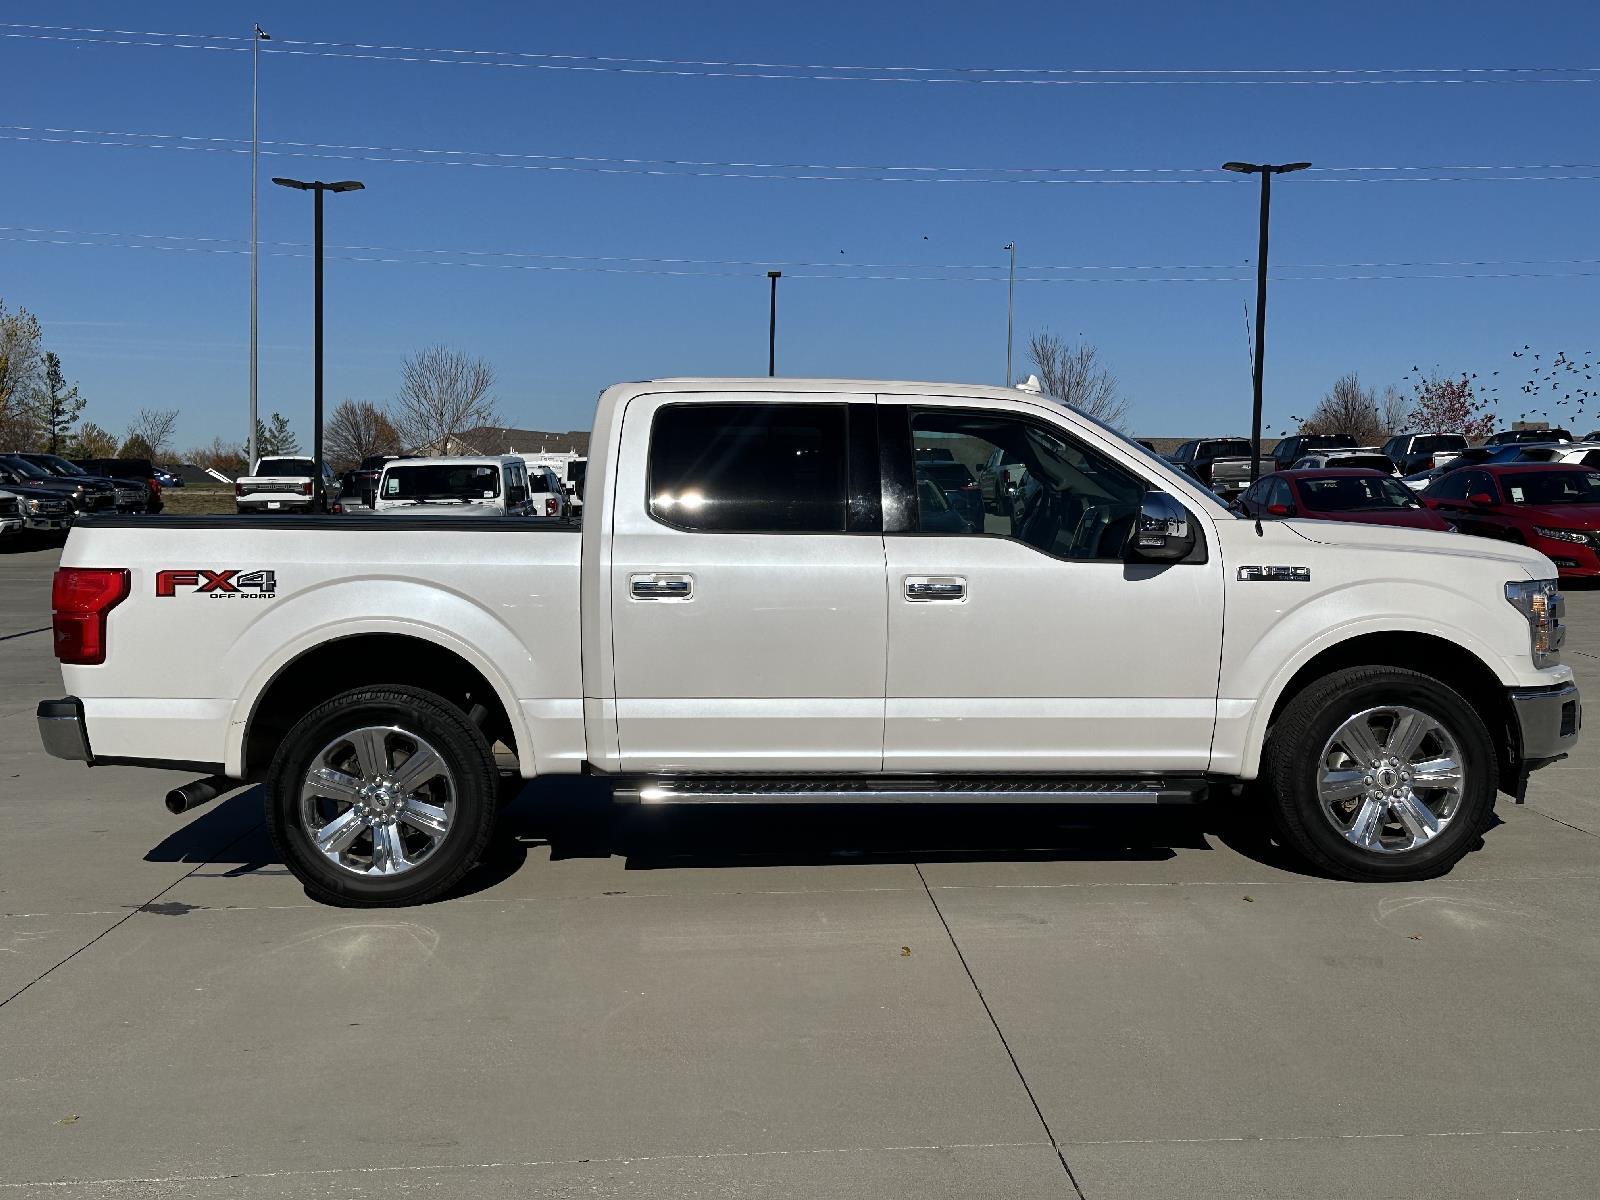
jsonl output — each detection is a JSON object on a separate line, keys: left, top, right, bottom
{"left": 38, "top": 378, "right": 1582, "bottom": 905}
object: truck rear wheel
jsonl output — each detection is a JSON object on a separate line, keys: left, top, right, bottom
{"left": 265, "top": 685, "right": 499, "bottom": 906}
{"left": 1263, "top": 666, "right": 1497, "bottom": 882}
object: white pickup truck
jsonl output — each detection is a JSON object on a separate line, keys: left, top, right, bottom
{"left": 38, "top": 378, "right": 1581, "bottom": 905}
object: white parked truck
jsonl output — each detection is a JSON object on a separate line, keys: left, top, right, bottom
{"left": 235, "top": 456, "right": 338, "bottom": 515}
{"left": 38, "top": 378, "right": 1581, "bottom": 905}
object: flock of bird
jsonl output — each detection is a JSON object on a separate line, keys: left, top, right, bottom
{"left": 1268, "top": 347, "right": 1598, "bottom": 437}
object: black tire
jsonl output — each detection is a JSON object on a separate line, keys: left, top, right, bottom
{"left": 265, "top": 685, "right": 500, "bottom": 906}
{"left": 1263, "top": 666, "right": 1497, "bottom": 882}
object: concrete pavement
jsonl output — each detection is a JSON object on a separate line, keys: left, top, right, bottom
{"left": 3, "top": 541, "right": 1599, "bottom": 1198}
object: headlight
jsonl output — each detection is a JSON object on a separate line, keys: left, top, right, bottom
{"left": 25, "top": 498, "right": 41, "bottom": 514}
{"left": 1505, "top": 578, "right": 1565, "bottom": 668}
{"left": 1534, "top": 526, "right": 1589, "bottom": 544}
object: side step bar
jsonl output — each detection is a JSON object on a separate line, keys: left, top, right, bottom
{"left": 614, "top": 775, "right": 1207, "bottom": 806}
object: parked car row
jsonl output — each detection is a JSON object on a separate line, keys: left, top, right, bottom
{"left": 1232, "top": 458, "right": 1600, "bottom": 580}
{"left": 0, "top": 452, "right": 168, "bottom": 540}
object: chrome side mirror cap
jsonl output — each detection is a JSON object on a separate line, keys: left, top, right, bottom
{"left": 1129, "top": 490, "right": 1196, "bottom": 562}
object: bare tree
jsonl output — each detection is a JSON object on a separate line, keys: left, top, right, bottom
{"left": 1379, "top": 384, "right": 1412, "bottom": 436}
{"left": 127, "top": 407, "right": 179, "bottom": 459}
{"left": 1299, "top": 373, "right": 1403, "bottom": 445}
{"left": 325, "top": 399, "right": 401, "bottom": 470}
{"left": 389, "top": 346, "right": 501, "bottom": 453}
{"left": 1026, "top": 331, "right": 1129, "bottom": 429}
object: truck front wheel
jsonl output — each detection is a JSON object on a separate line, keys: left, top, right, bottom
{"left": 265, "top": 685, "right": 500, "bottom": 906}
{"left": 1263, "top": 666, "right": 1497, "bottom": 881}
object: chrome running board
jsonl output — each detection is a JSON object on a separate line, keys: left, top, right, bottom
{"left": 614, "top": 775, "right": 1206, "bottom": 806}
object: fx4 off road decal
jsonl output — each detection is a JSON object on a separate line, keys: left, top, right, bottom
{"left": 155, "top": 569, "right": 278, "bottom": 599}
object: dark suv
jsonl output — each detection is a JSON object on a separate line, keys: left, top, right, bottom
{"left": 1380, "top": 433, "right": 1469, "bottom": 475}
{"left": 1270, "top": 433, "right": 1358, "bottom": 472}
{"left": 11, "top": 451, "right": 147, "bottom": 512}
{"left": 74, "top": 458, "right": 165, "bottom": 514}
{"left": 353, "top": 454, "right": 407, "bottom": 509}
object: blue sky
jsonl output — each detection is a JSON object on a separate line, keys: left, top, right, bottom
{"left": 4, "top": 0, "right": 1599, "bottom": 450}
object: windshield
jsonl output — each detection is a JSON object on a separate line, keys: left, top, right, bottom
{"left": 1, "top": 456, "right": 52, "bottom": 480}
{"left": 382, "top": 463, "right": 501, "bottom": 501}
{"left": 1327, "top": 454, "right": 1393, "bottom": 472}
{"left": 1299, "top": 475, "right": 1421, "bottom": 511}
{"left": 1065, "top": 403, "right": 1235, "bottom": 515}
{"left": 34, "top": 454, "right": 87, "bottom": 476}
{"left": 1199, "top": 440, "right": 1252, "bottom": 460}
{"left": 256, "top": 458, "right": 315, "bottom": 477}
{"left": 1501, "top": 471, "right": 1600, "bottom": 505}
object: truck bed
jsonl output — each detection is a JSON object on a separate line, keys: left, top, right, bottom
{"left": 58, "top": 516, "right": 585, "bottom": 776}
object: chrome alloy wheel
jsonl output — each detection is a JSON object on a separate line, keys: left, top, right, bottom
{"left": 299, "top": 726, "right": 456, "bottom": 877}
{"left": 1317, "top": 706, "right": 1465, "bottom": 855}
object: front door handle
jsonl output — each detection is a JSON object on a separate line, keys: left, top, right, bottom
{"left": 630, "top": 573, "right": 694, "bottom": 601}
{"left": 904, "top": 575, "right": 967, "bottom": 602}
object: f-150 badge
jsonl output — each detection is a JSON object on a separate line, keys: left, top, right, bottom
{"left": 155, "top": 569, "right": 278, "bottom": 598}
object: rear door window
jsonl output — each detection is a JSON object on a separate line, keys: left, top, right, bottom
{"left": 648, "top": 403, "right": 849, "bottom": 533}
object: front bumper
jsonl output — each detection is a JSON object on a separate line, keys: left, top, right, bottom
{"left": 0, "top": 516, "right": 21, "bottom": 537}
{"left": 37, "top": 697, "right": 91, "bottom": 762}
{"left": 1509, "top": 682, "right": 1582, "bottom": 766}
{"left": 24, "top": 513, "right": 74, "bottom": 532}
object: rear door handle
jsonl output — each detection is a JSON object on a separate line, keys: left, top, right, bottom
{"left": 630, "top": 572, "right": 694, "bottom": 601}
{"left": 904, "top": 575, "right": 967, "bottom": 602}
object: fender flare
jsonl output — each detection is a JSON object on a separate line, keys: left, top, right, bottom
{"left": 1235, "top": 615, "right": 1515, "bottom": 778}
{"left": 225, "top": 613, "right": 535, "bottom": 778}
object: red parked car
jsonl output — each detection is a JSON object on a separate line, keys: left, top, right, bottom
{"left": 1233, "top": 468, "right": 1455, "bottom": 531}
{"left": 1423, "top": 463, "right": 1600, "bottom": 578}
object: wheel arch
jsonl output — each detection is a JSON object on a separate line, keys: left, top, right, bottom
{"left": 232, "top": 630, "right": 528, "bottom": 779}
{"left": 1248, "top": 630, "right": 1516, "bottom": 788}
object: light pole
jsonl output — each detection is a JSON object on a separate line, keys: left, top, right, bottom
{"left": 1221, "top": 160, "right": 1311, "bottom": 483}
{"left": 1003, "top": 241, "right": 1016, "bottom": 387}
{"left": 271, "top": 178, "right": 364, "bottom": 469}
{"left": 249, "top": 22, "right": 270, "bottom": 472}
{"left": 767, "top": 270, "right": 781, "bottom": 377}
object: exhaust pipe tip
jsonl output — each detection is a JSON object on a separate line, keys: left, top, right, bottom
{"left": 165, "top": 775, "right": 235, "bottom": 815}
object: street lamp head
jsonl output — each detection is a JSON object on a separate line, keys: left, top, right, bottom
{"left": 1221, "top": 161, "right": 1258, "bottom": 174}
{"left": 271, "top": 177, "right": 310, "bottom": 190}
{"left": 767, "top": 270, "right": 782, "bottom": 279}
{"left": 327, "top": 180, "right": 365, "bottom": 193}
{"left": 1003, "top": 242, "right": 1015, "bottom": 251}
{"left": 1277, "top": 162, "right": 1313, "bottom": 174}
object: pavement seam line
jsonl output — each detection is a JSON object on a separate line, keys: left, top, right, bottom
{"left": 0, "top": 625, "right": 50, "bottom": 642}
{"left": 913, "top": 862, "right": 1088, "bottom": 1200}
{"left": 1523, "top": 803, "right": 1600, "bottom": 840}
{"left": 0, "top": 820, "right": 266, "bottom": 1010}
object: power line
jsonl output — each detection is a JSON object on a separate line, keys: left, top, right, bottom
{"left": 6, "top": 230, "right": 1598, "bottom": 285}
{"left": 7, "top": 125, "right": 1600, "bottom": 187}
{"left": 8, "top": 224, "right": 1600, "bottom": 275}
{"left": 3, "top": 25, "right": 1598, "bottom": 86}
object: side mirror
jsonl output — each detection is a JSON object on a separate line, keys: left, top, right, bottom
{"left": 1468, "top": 493, "right": 1494, "bottom": 507}
{"left": 1266, "top": 502, "right": 1295, "bottom": 517}
{"left": 1129, "top": 490, "right": 1195, "bottom": 562}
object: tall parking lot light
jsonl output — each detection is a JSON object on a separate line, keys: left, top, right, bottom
{"left": 271, "top": 178, "right": 365, "bottom": 469}
{"left": 1221, "top": 160, "right": 1311, "bottom": 483}
{"left": 767, "top": 270, "right": 781, "bottom": 377}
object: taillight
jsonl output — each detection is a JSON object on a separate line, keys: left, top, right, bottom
{"left": 301, "top": 481, "right": 313, "bottom": 496}
{"left": 1422, "top": 457, "right": 1435, "bottom": 470}
{"left": 234, "top": 482, "right": 243, "bottom": 496}
{"left": 545, "top": 496, "right": 559, "bottom": 516}
{"left": 52, "top": 568, "right": 130, "bottom": 665}
{"left": 148, "top": 477, "right": 162, "bottom": 498}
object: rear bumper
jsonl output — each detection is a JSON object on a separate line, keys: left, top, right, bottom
{"left": 37, "top": 697, "right": 91, "bottom": 762}
{"left": 1510, "top": 682, "right": 1581, "bottom": 767}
